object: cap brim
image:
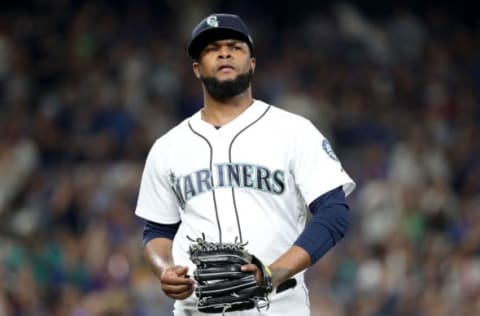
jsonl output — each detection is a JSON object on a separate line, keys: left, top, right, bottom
{"left": 187, "top": 28, "right": 252, "bottom": 60}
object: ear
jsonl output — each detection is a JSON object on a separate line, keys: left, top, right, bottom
{"left": 250, "top": 58, "right": 256, "bottom": 74}
{"left": 192, "top": 62, "right": 201, "bottom": 79}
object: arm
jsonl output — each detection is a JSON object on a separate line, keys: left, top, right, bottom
{"left": 268, "top": 245, "right": 311, "bottom": 288}
{"left": 243, "top": 186, "right": 349, "bottom": 288}
{"left": 143, "top": 222, "right": 194, "bottom": 300}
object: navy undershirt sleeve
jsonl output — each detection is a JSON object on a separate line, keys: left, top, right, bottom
{"left": 143, "top": 220, "right": 180, "bottom": 246}
{"left": 294, "top": 186, "right": 349, "bottom": 264}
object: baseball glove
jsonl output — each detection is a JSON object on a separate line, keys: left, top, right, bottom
{"left": 188, "top": 236, "right": 273, "bottom": 314}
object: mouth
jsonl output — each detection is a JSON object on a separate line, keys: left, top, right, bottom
{"left": 217, "top": 64, "right": 235, "bottom": 72}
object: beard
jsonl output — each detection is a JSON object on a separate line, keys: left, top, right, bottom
{"left": 200, "top": 69, "right": 253, "bottom": 102}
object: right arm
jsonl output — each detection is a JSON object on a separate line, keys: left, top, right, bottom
{"left": 143, "top": 222, "right": 194, "bottom": 300}
{"left": 136, "top": 141, "right": 194, "bottom": 299}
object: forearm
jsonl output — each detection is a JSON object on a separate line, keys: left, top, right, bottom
{"left": 144, "top": 237, "right": 194, "bottom": 299}
{"left": 144, "top": 237, "right": 175, "bottom": 278}
{"left": 268, "top": 245, "right": 311, "bottom": 288}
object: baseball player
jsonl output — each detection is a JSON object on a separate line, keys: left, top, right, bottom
{"left": 135, "top": 13, "right": 355, "bottom": 315}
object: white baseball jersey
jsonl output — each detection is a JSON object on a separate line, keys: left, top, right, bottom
{"left": 135, "top": 99, "right": 355, "bottom": 315}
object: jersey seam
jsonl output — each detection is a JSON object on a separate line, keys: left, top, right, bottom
{"left": 188, "top": 121, "right": 223, "bottom": 242}
{"left": 228, "top": 105, "right": 272, "bottom": 243}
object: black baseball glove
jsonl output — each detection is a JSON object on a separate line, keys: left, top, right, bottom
{"left": 188, "top": 236, "right": 273, "bottom": 314}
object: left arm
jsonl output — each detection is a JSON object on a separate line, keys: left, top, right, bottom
{"left": 267, "top": 245, "right": 311, "bottom": 288}
{"left": 243, "top": 186, "right": 349, "bottom": 288}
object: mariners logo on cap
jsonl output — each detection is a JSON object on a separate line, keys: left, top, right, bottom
{"left": 206, "top": 15, "right": 219, "bottom": 27}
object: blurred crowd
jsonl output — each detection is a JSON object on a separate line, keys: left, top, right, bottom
{"left": 0, "top": 1, "right": 479, "bottom": 315}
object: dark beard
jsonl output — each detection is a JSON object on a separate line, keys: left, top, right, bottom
{"left": 200, "top": 70, "right": 253, "bottom": 102}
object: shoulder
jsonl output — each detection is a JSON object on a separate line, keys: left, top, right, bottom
{"left": 256, "top": 100, "right": 315, "bottom": 129}
{"left": 257, "top": 100, "right": 311, "bottom": 123}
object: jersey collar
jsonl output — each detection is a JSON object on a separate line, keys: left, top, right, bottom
{"left": 189, "top": 100, "right": 269, "bottom": 136}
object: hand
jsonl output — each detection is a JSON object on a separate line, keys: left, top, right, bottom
{"left": 159, "top": 265, "right": 195, "bottom": 300}
{"left": 241, "top": 263, "right": 265, "bottom": 284}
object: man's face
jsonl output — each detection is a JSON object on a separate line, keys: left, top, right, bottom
{"left": 193, "top": 39, "right": 256, "bottom": 101}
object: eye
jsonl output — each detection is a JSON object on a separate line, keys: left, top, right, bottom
{"left": 230, "top": 44, "right": 243, "bottom": 51}
{"left": 204, "top": 46, "right": 217, "bottom": 52}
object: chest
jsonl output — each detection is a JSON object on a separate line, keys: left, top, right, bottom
{"left": 166, "top": 123, "right": 292, "bottom": 201}
{"left": 171, "top": 123, "right": 290, "bottom": 173}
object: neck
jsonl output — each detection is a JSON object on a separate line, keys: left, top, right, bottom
{"left": 201, "top": 89, "right": 253, "bottom": 127}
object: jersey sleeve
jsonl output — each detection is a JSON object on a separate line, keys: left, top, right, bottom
{"left": 290, "top": 119, "right": 355, "bottom": 205}
{"left": 135, "top": 140, "right": 181, "bottom": 224}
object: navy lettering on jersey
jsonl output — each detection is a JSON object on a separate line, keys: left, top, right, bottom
{"left": 242, "top": 164, "right": 255, "bottom": 188}
{"left": 272, "top": 169, "right": 285, "bottom": 194}
{"left": 217, "top": 164, "right": 226, "bottom": 187}
{"left": 196, "top": 169, "right": 212, "bottom": 194}
{"left": 183, "top": 175, "right": 196, "bottom": 200}
{"left": 170, "top": 170, "right": 186, "bottom": 209}
{"left": 256, "top": 166, "right": 271, "bottom": 192}
{"left": 228, "top": 164, "right": 241, "bottom": 187}
{"left": 170, "top": 163, "right": 285, "bottom": 204}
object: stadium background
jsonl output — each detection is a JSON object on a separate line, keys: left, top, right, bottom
{"left": 0, "top": 0, "right": 479, "bottom": 315}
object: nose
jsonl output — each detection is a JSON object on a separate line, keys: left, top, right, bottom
{"left": 218, "top": 46, "right": 231, "bottom": 59}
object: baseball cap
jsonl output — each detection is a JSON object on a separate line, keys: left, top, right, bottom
{"left": 187, "top": 13, "right": 254, "bottom": 60}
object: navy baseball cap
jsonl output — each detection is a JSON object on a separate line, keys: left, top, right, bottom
{"left": 187, "top": 13, "right": 254, "bottom": 60}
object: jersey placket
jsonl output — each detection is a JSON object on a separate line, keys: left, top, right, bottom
{"left": 210, "top": 128, "right": 243, "bottom": 243}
